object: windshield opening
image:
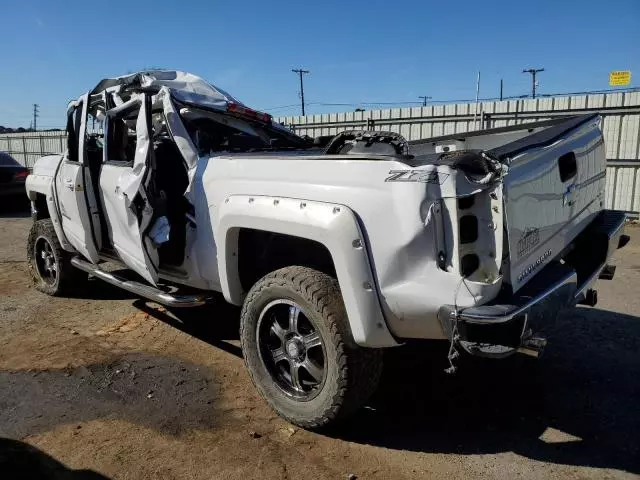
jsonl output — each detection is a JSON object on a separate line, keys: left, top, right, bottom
{"left": 179, "top": 108, "right": 309, "bottom": 156}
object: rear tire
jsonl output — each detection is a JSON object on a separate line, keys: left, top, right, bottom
{"left": 27, "top": 219, "right": 87, "bottom": 296}
{"left": 240, "top": 266, "right": 383, "bottom": 429}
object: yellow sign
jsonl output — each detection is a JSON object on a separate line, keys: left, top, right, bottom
{"left": 609, "top": 71, "right": 631, "bottom": 86}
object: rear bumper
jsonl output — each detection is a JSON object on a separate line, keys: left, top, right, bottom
{"left": 438, "top": 210, "right": 627, "bottom": 355}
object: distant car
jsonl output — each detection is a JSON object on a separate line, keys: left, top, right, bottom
{"left": 0, "top": 152, "right": 29, "bottom": 200}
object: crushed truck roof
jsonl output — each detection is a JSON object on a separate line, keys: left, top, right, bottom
{"left": 90, "top": 70, "right": 243, "bottom": 112}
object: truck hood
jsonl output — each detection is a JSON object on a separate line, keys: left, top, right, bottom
{"left": 31, "top": 154, "right": 63, "bottom": 178}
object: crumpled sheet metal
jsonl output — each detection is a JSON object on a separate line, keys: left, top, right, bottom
{"left": 92, "top": 70, "right": 242, "bottom": 112}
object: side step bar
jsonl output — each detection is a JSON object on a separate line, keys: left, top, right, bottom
{"left": 70, "top": 257, "right": 211, "bottom": 308}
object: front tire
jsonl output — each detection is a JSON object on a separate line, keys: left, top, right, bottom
{"left": 240, "top": 266, "right": 383, "bottom": 429}
{"left": 27, "top": 219, "right": 87, "bottom": 296}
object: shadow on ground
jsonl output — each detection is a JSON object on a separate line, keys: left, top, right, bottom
{"left": 327, "top": 307, "right": 640, "bottom": 474}
{"left": 0, "top": 352, "right": 220, "bottom": 439}
{"left": 64, "top": 276, "right": 139, "bottom": 301}
{"left": 130, "top": 295, "right": 640, "bottom": 473}
{"left": 0, "top": 291, "right": 242, "bottom": 443}
{"left": 10, "top": 270, "right": 637, "bottom": 474}
{"left": 134, "top": 299, "right": 242, "bottom": 358}
{"left": 0, "top": 438, "right": 109, "bottom": 479}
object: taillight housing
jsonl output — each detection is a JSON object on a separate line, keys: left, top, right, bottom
{"left": 13, "top": 169, "right": 29, "bottom": 181}
{"left": 227, "top": 102, "right": 272, "bottom": 123}
{"left": 450, "top": 186, "right": 503, "bottom": 283}
{"left": 459, "top": 215, "right": 479, "bottom": 244}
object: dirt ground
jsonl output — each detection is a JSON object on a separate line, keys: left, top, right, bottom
{"left": 0, "top": 206, "right": 638, "bottom": 480}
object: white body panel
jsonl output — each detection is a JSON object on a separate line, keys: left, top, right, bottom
{"left": 504, "top": 119, "right": 606, "bottom": 290}
{"left": 25, "top": 154, "right": 63, "bottom": 180}
{"left": 99, "top": 96, "right": 159, "bottom": 285}
{"left": 195, "top": 155, "right": 502, "bottom": 342}
{"left": 55, "top": 92, "right": 102, "bottom": 264}
{"left": 55, "top": 158, "right": 100, "bottom": 262}
{"left": 99, "top": 164, "right": 159, "bottom": 285}
{"left": 25, "top": 155, "right": 73, "bottom": 252}
{"left": 24, "top": 71, "right": 610, "bottom": 348}
{"left": 217, "top": 195, "right": 396, "bottom": 347}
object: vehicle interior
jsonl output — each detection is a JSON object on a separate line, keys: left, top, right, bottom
{"left": 82, "top": 95, "right": 191, "bottom": 270}
{"left": 178, "top": 105, "right": 310, "bottom": 155}
{"left": 78, "top": 93, "right": 314, "bottom": 275}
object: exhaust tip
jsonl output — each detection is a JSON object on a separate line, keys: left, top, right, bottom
{"left": 518, "top": 336, "right": 547, "bottom": 359}
{"left": 578, "top": 289, "right": 598, "bottom": 307}
{"left": 618, "top": 234, "right": 630, "bottom": 250}
{"left": 599, "top": 265, "right": 616, "bottom": 280}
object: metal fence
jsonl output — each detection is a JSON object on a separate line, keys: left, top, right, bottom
{"left": 604, "top": 161, "right": 640, "bottom": 215}
{"left": 0, "top": 130, "right": 66, "bottom": 169}
{"left": 2, "top": 91, "right": 639, "bottom": 215}
{"left": 277, "top": 91, "right": 640, "bottom": 161}
{"left": 276, "top": 91, "right": 640, "bottom": 216}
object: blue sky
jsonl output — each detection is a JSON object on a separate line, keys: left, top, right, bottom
{"left": 1, "top": 0, "right": 638, "bottom": 128}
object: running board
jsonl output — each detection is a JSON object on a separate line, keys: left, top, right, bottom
{"left": 70, "top": 257, "right": 211, "bottom": 308}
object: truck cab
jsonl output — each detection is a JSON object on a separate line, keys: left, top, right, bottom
{"left": 27, "top": 71, "right": 309, "bottom": 292}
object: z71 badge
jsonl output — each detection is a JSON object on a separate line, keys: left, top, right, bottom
{"left": 385, "top": 170, "right": 449, "bottom": 184}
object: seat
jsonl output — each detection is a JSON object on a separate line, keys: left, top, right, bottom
{"left": 152, "top": 139, "right": 190, "bottom": 266}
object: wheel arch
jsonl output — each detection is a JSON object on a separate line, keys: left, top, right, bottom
{"left": 236, "top": 228, "right": 336, "bottom": 293}
{"left": 216, "top": 195, "right": 398, "bottom": 347}
{"left": 26, "top": 173, "right": 73, "bottom": 251}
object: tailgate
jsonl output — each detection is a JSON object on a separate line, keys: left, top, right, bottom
{"left": 494, "top": 115, "right": 606, "bottom": 292}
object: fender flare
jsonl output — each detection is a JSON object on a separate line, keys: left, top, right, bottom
{"left": 216, "top": 195, "right": 398, "bottom": 347}
{"left": 25, "top": 173, "right": 74, "bottom": 251}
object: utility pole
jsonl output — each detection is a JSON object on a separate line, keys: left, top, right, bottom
{"left": 499, "top": 79, "right": 503, "bottom": 101}
{"left": 33, "top": 104, "right": 39, "bottom": 131}
{"left": 522, "top": 68, "right": 544, "bottom": 99}
{"left": 291, "top": 68, "right": 310, "bottom": 116}
{"left": 473, "top": 71, "right": 481, "bottom": 128}
{"left": 418, "top": 95, "right": 432, "bottom": 106}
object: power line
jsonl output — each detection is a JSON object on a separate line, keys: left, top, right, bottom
{"left": 262, "top": 85, "right": 640, "bottom": 113}
{"left": 259, "top": 103, "right": 301, "bottom": 111}
{"left": 291, "top": 68, "right": 310, "bottom": 116}
{"left": 522, "top": 68, "right": 545, "bottom": 99}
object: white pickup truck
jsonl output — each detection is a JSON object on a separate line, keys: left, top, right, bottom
{"left": 25, "top": 71, "right": 628, "bottom": 428}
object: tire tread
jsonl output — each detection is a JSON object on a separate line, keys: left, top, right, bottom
{"left": 240, "top": 266, "right": 382, "bottom": 429}
{"left": 26, "top": 219, "right": 86, "bottom": 296}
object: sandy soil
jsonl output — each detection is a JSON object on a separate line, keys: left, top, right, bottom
{"left": 0, "top": 207, "right": 638, "bottom": 479}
